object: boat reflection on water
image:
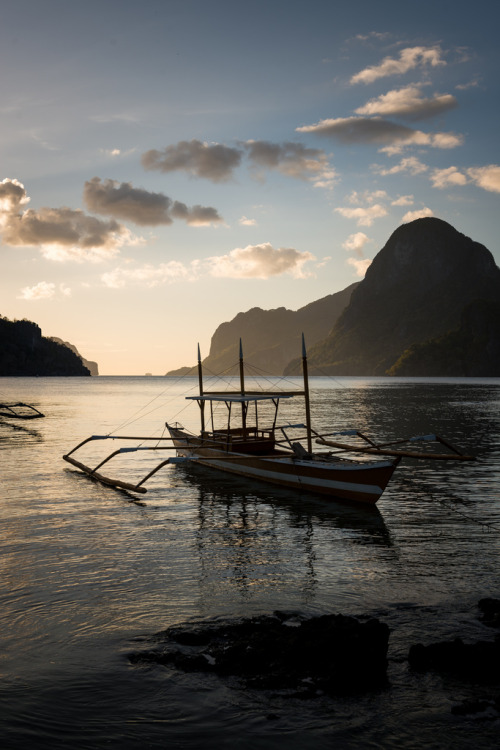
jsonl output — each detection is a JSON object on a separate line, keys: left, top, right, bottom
{"left": 173, "top": 461, "right": 394, "bottom": 609}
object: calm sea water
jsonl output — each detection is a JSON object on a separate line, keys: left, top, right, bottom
{"left": 1, "top": 375, "right": 499, "bottom": 749}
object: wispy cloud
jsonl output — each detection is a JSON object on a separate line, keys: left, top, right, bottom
{"left": 1, "top": 177, "right": 138, "bottom": 262}
{"left": 355, "top": 85, "right": 457, "bottom": 121}
{"left": 142, "top": 139, "right": 243, "bottom": 183}
{"left": 83, "top": 177, "right": 223, "bottom": 226}
{"left": 350, "top": 46, "right": 446, "bottom": 85}
{"left": 373, "top": 156, "right": 429, "bottom": 176}
{"left": 101, "top": 243, "right": 316, "bottom": 288}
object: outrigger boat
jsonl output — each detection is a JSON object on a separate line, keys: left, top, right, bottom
{"left": 63, "top": 337, "right": 475, "bottom": 505}
{"left": 0, "top": 402, "right": 44, "bottom": 419}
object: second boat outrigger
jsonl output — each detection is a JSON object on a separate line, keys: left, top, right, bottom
{"left": 63, "top": 336, "right": 474, "bottom": 505}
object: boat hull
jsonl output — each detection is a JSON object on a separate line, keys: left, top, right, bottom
{"left": 168, "top": 427, "right": 398, "bottom": 505}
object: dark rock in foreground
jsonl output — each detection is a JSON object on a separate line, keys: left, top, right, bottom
{"left": 409, "top": 599, "right": 500, "bottom": 684}
{"left": 129, "top": 611, "right": 390, "bottom": 695}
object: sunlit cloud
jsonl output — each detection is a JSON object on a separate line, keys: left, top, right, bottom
{"left": 391, "top": 195, "right": 414, "bottom": 206}
{"left": 373, "top": 156, "right": 429, "bottom": 176}
{"left": 355, "top": 85, "right": 457, "bottom": 121}
{"left": 239, "top": 216, "right": 257, "bottom": 226}
{"left": 347, "top": 257, "right": 372, "bottom": 277}
{"left": 102, "top": 262, "right": 190, "bottom": 288}
{"left": 101, "top": 243, "right": 316, "bottom": 288}
{"left": 335, "top": 203, "right": 387, "bottom": 226}
{"left": 402, "top": 207, "right": 434, "bottom": 222}
{"left": 342, "top": 231, "right": 372, "bottom": 277}
{"left": 342, "top": 232, "right": 369, "bottom": 256}
{"left": 347, "top": 189, "right": 388, "bottom": 205}
{"left": 83, "top": 177, "right": 223, "bottom": 227}
{"left": 0, "top": 177, "right": 138, "bottom": 262}
{"left": 17, "top": 281, "right": 56, "bottom": 300}
{"left": 430, "top": 166, "right": 468, "bottom": 189}
{"left": 350, "top": 46, "right": 446, "bottom": 85}
{"left": 141, "top": 139, "right": 243, "bottom": 182}
{"left": 17, "top": 281, "right": 72, "bottom": 300}
{"left": 205, "top": 243, "right": 315, "bottom": 279}
{"left": 467, "top": 165, "right": 500, "bottom": 193}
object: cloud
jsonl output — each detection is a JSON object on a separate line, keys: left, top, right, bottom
{"left": 391, "top": 195, "right": 414, "bottom": 206}
{"left": 374, "top": 156, "right": 428, "bottom": 176}
{"left": 205, "top": 243, "right": 315, "bottom": 279}
{"left": 83, "top": 177, "right": 223, "bottom": 227}
{"left": 170, "top": 201, "right": 223, "bottom": 226}
{"left": 297, "top": 116, "right": 463, "bottom": 153}
{"left": 467, "top": 165, "right": 500, "bottom": 193}
{"left": 0, "top": 177, "right": 136, "bottom": 262}
{"left": 239, "top": 216, "right": 257, "bottom": 226}
{"left": 17, "top": 281, "right": 72, "bottom": 300}
{"left": 347, "top": 257, "right": 372, "bottom": 277}
{"left": 243, "top": 140, "right": 336, "bottom": 186}
{"left": 346, "top": 189, "right": 387, "bottom": 205}
{"left": 141, "top": 139, "right": 243, "bottom": 182}
{"left": 17, "top": 281, "right": 56, "bottom": 300}
{"left": 102, "top": 262, "right": 190, "bottom": 289}
{"left": 355, "top": 85, "right": 457, "bottom": 121}
{"left": 0, "top": 177, "right": 30, "bottom": 217}
{"left": 430, "top": 166, "right": 468, "bottom": 189}
{"left": 342, "top": 232, "right": 369, "bottom": 256}
{"left": 402, "top": 207, "right": 434, "bottom": 222}
{"left": 455, "top": 79, "right": 480, "bottom": 91}
{"left": 335, "top": 203, "right": 387, "bottom": 226}
{"left": 102, "top": 243, "right": 316, "bottom": 287}
{"left": 350, "top": 46, "right": 446, "bottom": 85}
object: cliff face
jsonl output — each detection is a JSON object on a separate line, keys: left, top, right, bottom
{"left": 50, "top": 338, "right": 99, "bottom": 376}
{"left": 298, "top": 218, "right": 500, "bottom": 375}
{"left": 167, "top": 283, "right": 358, "bottom": 375}
{"left": 0, "top": 317, "right": 92, "bottom": 376}
{"left": 388, "top": 299, "right": 500, "bottom": 376}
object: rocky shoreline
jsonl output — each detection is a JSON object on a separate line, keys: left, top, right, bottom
{"left": 129, "top": 599, "right": 500, "bottom": 709}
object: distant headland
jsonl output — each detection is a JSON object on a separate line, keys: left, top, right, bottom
{"left": 0, "top": 316, "right": 98, "bottom": 376}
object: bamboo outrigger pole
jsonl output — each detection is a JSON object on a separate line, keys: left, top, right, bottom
{"left": 302, "top": 333, "right": 312, "bottom": 453}
{"left": 197, "top": 343, "right": 205, "bottom": 434}
{"left": 239, "top": 338, "right": 247, "bottom": 438}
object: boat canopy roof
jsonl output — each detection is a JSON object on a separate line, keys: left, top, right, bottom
{"left": 186, "top": 392, "right": 299, "bottom": 404}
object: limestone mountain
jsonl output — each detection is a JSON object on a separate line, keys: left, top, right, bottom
{"left": 388, "top": 299, "right": 500, "bottom": 376}
{"left": 167, "top": 283, "right": 358, "bottom": 376}
{"left": 287, "top": 217, "right": 500, "bottom": 376}
{"left": 0, "top": 316, "right": 93, "bottom": 376}
{"left": 50, "top": 338, "right": 99, "bottom": 375}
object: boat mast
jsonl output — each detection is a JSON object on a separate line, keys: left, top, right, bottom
{"left": 238, "top": 338, "right": 247, "bottom": 437}
{"left": 302, "top": 333, "right": 312, "bottom": 453}
{"left": 197, "top": 343, "right": 205, "bottom": 434}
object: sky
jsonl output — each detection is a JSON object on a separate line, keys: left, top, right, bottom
{"left": 1, "top": 0, "right": 499, "bottom": 375}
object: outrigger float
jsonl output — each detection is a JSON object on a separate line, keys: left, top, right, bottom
{"left": 0, "top": 402, "right": 44, "bottom": 419}
{"left": 63, "top": 337, "right": 475, "bottom": 505}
